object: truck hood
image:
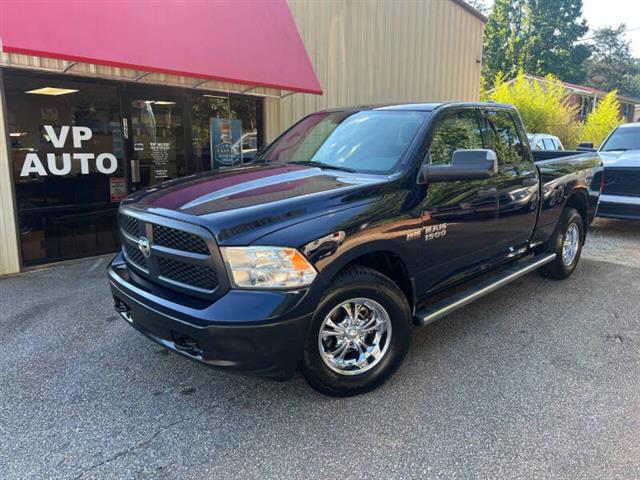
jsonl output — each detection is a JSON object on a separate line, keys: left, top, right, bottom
{"left": 122, "top": 164, "right": 388, "bottom": 244}
{"left": 599, "top": 150, "right": 640, "bottom": 168}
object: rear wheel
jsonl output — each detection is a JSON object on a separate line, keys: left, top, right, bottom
{"left": 540, "top": 208, "right": 584, "bottom": 279}
{"left": 301, "top": 266, "right": 412, "bottom": 397}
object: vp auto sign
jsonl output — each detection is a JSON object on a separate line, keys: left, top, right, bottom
{"left": 20, "top": 125, "right": 118, "bottom": 177}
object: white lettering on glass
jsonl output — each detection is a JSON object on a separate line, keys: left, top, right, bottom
{"left": 20, "top": 153, "right": 48, "bottom": 176}
{"left": 96, "top": 153, "right": 118, "bottom": 174}
{"left": 20, "top": 125, "right": 119, "bottom": 177}
{"left": 44, "top": 125, "right": 70, "bottom": 148}
{"left": 47, "top": 153, "right": 72, "bottom": 175}
{"left": 74, "top": 153, "right": 94, "bottom": 174}
{"left": 72, "top": 126, "right": 93, "bottom": 148}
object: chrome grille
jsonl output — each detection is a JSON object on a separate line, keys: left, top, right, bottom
{"left": 157, "top": 257, "right": 218, "bottom": 290}
{"left": 118, "top": 211, "right": 221, "bottom": 298}
{"left": 603, "top": 168, "right": 640, "bottom": 197}
{"left": 153, "top": 224, "right": 209, "bottom": 254}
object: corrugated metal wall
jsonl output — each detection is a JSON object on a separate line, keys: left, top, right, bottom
{"left": 0, "top": 79, "right": 21, "bottom": 276}
{"left": 265, "top": 0, "right": 485, "bottom": 141}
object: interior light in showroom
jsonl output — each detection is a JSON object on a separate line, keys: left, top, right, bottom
{"left": 25, "top": 87, "right": 79, "bottom": 96}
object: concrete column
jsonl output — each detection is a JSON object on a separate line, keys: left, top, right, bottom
{"left": 0, "top": 71, "right": 21, "bottom": 276}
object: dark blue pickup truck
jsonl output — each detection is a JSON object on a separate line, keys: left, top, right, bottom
{"left": 108, "top": 102, "right": 603, "bottom": 396}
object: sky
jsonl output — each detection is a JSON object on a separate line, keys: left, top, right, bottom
{"left": 481, "top": 0, "right": 640, "bottom": 56}
{"left": 582, "top": 0, "right": 640, "bottom": 56}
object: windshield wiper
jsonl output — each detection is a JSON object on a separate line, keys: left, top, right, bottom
{"left": 288, "top": 160, "right": 356, "bottom": 173}
{"left": 603, "top": 148, "right": 628, "bottom": 152}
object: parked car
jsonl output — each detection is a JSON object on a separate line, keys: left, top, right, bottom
{"left": 528, "top": 133, "right": 564, "bottom": 151}
{"left": 597, "top": 122, "right": 640, "bottom": 220}
{"left": 108, "top": 102, "right": 603, "bottom": 396}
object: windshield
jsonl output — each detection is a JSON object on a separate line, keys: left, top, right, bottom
{"left": 260, "top": 110, "right": 428, "bottom": 174}
{"left": 600, "top": 126, "right": 640, "bottom": 152}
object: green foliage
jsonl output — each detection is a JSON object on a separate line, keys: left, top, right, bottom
{"left": 586, "top": 25, "right": 638, "bottom": 97}
{"left": 483, "top": 0, "right": 590, "bottom": 86}
{"left": 581, "top": 91, "right": 623, "bottom": 147}
{"left": 488, "top": 72, "right": 581, "bottom": 148}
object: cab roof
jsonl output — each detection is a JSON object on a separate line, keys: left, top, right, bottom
{"left": 320, "top": 101, "right": 515, "bottom": 113}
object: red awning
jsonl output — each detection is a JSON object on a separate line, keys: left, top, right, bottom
{"left": 0, "top": 0, "right": 322, "bottom": 95}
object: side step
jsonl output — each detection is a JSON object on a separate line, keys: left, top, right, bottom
{"left": 414, "top": 252, "right": 556, "bottom": 326}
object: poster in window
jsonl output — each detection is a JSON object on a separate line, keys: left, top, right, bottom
{"left": 110, "top": 177, "right": 128, "bottom": 203}
{"left": 210, "top": 118, "right": 242, "bottom": 169}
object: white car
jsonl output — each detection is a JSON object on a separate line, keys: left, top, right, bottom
{"left": 597, "top": 122, "right": 640, "bottom": 220}
{"left": 527, "top": 133, "right": 564, "bottom": 151}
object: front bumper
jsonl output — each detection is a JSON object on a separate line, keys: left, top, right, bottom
{"left": 597, "top": 194, "right": 640, "bottom": 221}
{"left": 108, "top": 253, "right": 313, "bottom": 379}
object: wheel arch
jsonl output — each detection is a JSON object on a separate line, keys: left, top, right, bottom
{"left": 327, "top": 249, "right": 415, "bottom": 311}
{"left": 565, "top": 188, "right": 589, "bottom": 238}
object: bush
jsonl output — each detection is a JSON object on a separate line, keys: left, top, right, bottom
{"left": 581, "top": 91, "right": 623, "bottom": 147}
{"left": 487, "top": 72, "right": 581, "bottom": 149}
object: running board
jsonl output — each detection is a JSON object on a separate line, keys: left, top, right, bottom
{"left": 414, "top": 253, "right": 556, "bottom": 326}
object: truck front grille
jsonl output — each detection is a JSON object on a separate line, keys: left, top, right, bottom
{"left": 118, "top": 211, "right": 223, "bottom": 299}
{"left": 120, "top": 214, "right": 140, "bottom": 237}
{"left": 157, "top": 257, "right": 218, "bottom": 290}
{"left": 152, "top": 224, "right": 209, "bottom": 254}
{"left": 123, "top": 242, "right": 147, "bottom": 270}
{"left": 603, "top": 168, "right": 640, "bottom": 197}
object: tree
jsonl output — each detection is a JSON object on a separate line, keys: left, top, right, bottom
{"left": 482, "top": 0, "right": 529, "bottom": 82}
{"left": 482, "top": 0, "right": 590, "bottom": 85}
{"left": 581, "top": 91, "right": 623, "bottom": 147}
{"left": 488, "top": 72, "right": 581, "bottom": 148}
{"left": 464, "top": 0, "right": 489, "bottom": 15}
{"left": 523, "top": 0, "right": 591, "bottom": 84}
{"left": 586, "top": 25, "right": 637, "bottom": 96}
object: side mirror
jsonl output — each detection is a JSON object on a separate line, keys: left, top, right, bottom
{"left": 419, "top": 149, "right": 498, "bottom": 183}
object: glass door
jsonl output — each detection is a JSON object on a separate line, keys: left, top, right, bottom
{"left": 123, "top": 88, "right": 188, "bottom": 190}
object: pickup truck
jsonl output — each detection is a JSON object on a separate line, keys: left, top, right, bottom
{"left": 108, "top": 102, "right": 603, "bottom": 396}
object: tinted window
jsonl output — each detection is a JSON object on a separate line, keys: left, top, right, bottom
{"left": 484, "top": 111, "right": 526, "bottom": 164}
{"left": 429, "top": 110, "right": 484, "bottom": 165}
{"left": 600, "top": 126, "right": 640, "bottom": 152}
{"left": 5, "top": 73, "right": 125, "bottom": 266}
{"left": 262, "top": 110, "right": 427, "bottom": 174}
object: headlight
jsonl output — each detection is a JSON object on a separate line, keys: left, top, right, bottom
{"left": 220, "top": 246, "right": 317, "bottom": 289}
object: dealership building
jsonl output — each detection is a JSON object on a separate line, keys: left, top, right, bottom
{"left": 0, "top": 0, "right": 486, "bottom": 276}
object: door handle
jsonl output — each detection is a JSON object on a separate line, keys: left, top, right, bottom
{"left": 477, "top": 187, "right": 497, "bottom": 199}
{"left": 521, "top": 177, "right": 537, "bottom": 187}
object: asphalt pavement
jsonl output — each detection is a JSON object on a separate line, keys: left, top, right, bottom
{"left": 1, "top": 218, "right": 639, "bottom": 479}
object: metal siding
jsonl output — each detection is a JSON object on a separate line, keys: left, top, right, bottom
{"left": 265, "top": 0, "right": 484, "bottom": 141}
{"left": 0, "top": 75, "right": 21, "bottom": 275}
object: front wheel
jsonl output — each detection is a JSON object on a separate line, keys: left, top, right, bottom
{"left": 539, "top": 208, "right": 584, "bottom": 279}
{"left": 301, "top": 266, "right": 412, "bottom": 397}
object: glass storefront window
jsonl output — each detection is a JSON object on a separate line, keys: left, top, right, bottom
{"left": 5, "top": 74, "right": 125, "bottom": 266}
{"left": 3, "top": 71, "right": 264, "bottom": 268}
{"left": 128, "top": 96, "right": 186, "bottom": 187}
{"left": 192, "top": 93, "right": 260, "bottom": 171}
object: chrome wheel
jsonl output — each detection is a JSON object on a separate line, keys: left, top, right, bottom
{"left": 318, "top": 298, "right": 392, "bottom": 376}
{"left": 562, "top": 223, "right": 580, "bottom": 266}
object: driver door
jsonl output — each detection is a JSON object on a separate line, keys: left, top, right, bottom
{"left": 413, "top": 108, "right": 500, "bottom": 294}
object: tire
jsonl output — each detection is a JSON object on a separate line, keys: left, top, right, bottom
{"left": 301, "top": 266, "right": 412, "bottom": 397}
{"left": 539, "top": 208, "right": 584, "bottom": 279}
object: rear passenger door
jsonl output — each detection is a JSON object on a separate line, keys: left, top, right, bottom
{"left": 414, "top": 108, "right": 500, "bottom": 292}
{"left": 482, "top": 109, "right": 539, "bottom": 253}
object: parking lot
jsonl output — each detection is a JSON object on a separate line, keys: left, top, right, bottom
{"left": 1, "top": 218, "right": 638, "bottom": 479}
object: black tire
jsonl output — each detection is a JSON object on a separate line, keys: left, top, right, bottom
{"left": 539, "top": 208, "right": 584, "bottom": 279}
{"left": 301, "top": 266, "right": 412, "bottom": 397}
